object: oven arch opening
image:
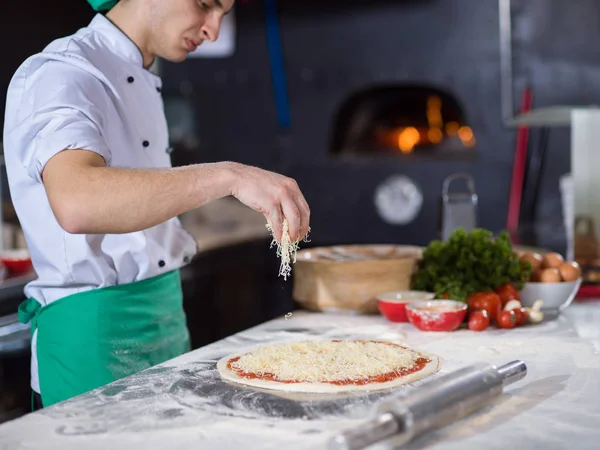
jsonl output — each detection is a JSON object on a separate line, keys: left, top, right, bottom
{"left": 330, "top": 84, "right": 476, "bottom": 159}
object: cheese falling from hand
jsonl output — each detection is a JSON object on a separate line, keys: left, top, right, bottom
{"left": 266, "top": 218, "right": 310, "bottom": 280}
{"left": 230, "top": 340, "right": 423, "bottom": 383}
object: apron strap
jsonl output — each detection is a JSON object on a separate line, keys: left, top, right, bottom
{"left": 18, "top": 298, "right": 42, "bottom": 412}
{"left": 18, "top": 297, "right": 42, "bottom": 330}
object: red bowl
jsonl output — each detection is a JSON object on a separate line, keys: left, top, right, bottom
{"left": 405, "top": 300, "right": 467, "bottom": 332}
{"left": 376, "top": 291, "right": 435, "bottom": 322}
{"left": 0, "top": 249, "right": 32, "bottom": 275}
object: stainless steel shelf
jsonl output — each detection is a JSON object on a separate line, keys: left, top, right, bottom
{"left": 0, "top": 313, "right": 30, "bottom": 354}
{"left": 506, "top": 106, "right": 600, "bottom": 127}
{"left": 0, "top": 271, "right": 35, "bottom": 303}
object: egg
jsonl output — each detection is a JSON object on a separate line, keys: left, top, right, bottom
{"left": 539, "top": 267, "right": 562, "bottom": 283}
{"left": 558, "top": 261, "right": 581, "bottom": 282}
{"left": 542, "top": 252, "right": 564, "bottom": 269}
{"left": 530, "top": 268, "right": 542, "bottom": 282}
{"left": 520, "top": 252, "right": 543, "bottom": 273}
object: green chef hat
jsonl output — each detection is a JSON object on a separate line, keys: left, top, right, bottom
{"left": 87, "top": 0, "right": 119, "bottom": 11}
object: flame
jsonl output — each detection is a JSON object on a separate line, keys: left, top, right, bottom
{"left": 380, "top": 95, "right": 476, "bottom": 153}
{"left": 398, "top": 127, "right": 420, "bottom": 153}
{"left": 445, "top": 121, "right": 460, "bottom": 136}
{"left": 427, "top": 96, "right": 443, "bottom": 129}
{"left": 428, "top": 127, "right": 443, "bottom": 144}
{"left": 457, "top": 126, "right": 475, "bottom": 147}
{"left": 458, "top": 126, "right": 473, "bottom": 141}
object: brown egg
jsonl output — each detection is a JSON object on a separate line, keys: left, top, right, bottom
{"left": 542, "top": 252, "right": 564, "bottom": 269}
{"left": 521, "top": 252, "right": 543, "bottom": 272}
{"left": 539, "top": 267, "right": 562, "bottom": 283}
{"left": 530, "top": 268, "right": 542, "bottom": 282}
{"left": 558, "top": 261, "right": 581, "bottom": 282}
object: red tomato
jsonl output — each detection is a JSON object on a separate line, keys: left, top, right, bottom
{"left": 512, "top": 307, "right": 527, "bottom": 326}
{"left": 467, "top": 291, "right": 502, "bottom": 322}
{"left": 468, "top": 310, "right": 490, "bottom": 331}
{"left": 497, "top": 310, "right": 517, "bottom": 329}
{"left": 495, "top": 283, "right": 521, "bottom": 307}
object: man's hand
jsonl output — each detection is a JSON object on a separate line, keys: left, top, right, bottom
{"left": 226, "top": 163, "right": 310, "bottom": 243}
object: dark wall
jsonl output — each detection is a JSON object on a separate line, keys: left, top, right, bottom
{"left": 0, "top": 1, "right": 94, "bottom": 127}
{"left": 161, "top": 0, "right": 600, "bottom": 252}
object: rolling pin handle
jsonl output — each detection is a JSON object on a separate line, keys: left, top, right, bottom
{"left": 497, "top": 360, "right": 527, "bottom": 387}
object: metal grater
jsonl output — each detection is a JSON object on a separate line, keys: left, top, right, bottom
{"left": 441, "top": 173, "right": 478, "bottom": 241}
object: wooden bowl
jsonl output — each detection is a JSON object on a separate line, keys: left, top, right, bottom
{"left": 292, "top": 245, "right": 422, "bottom": 314}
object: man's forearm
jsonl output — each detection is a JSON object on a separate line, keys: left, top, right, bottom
{"left": 47, "top": 161, "right": 234, "bottom": 234}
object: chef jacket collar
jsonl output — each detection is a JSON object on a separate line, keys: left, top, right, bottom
{"left": 89, "top": 13, "right": 147, "bottom": 68}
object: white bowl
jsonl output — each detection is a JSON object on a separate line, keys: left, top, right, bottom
{"left": 518, "top": 278, "right": 582, "bottom": 316}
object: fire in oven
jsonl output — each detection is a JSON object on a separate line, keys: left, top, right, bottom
{"left": 331, "top": 85, "right": 475, "bottom": 159}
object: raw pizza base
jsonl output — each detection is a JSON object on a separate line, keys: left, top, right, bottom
{"left": 216, "top": 340, "right": 441, "bottom": 393}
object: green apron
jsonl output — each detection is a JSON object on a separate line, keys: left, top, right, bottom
{"left": 17, "top": 270, "right": 190, "bottom": 407}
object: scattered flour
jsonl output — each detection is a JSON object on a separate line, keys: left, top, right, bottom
{"left": 1, "top": 309, "right": 600, "bottom": 450}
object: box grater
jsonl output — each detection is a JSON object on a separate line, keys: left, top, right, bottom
{"left": 441, "top": 173, "right": 478, "bottom": 241}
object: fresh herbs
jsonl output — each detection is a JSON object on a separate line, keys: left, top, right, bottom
{"left": 411, "top": 228, "right": 531, "bottom": 302}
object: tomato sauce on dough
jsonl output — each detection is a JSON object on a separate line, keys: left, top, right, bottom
{"left": 226, "top": 341, "right": 431, "bottom": 385}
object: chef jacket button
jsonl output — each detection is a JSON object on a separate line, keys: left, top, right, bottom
{"left": 158, "top": 260, "right": 166, "bottom": 268}
{"left": 156, "top": 86, "right": 162, "bottom": 93}
{"left": 142, "top": 140, "right": 150, "bottom": 148}
{"left": 166, "top": 147, "right": 174, "bottom": 154}
{"left": 127, "top": 76, "right": 135, "bottom": 83}
{"left": 183, "top": 256, "right": 190, "bottom": 263}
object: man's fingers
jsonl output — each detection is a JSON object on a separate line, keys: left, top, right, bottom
{"left": 267, "top": 207, "right": 284, "bottom": 243}
{"left": 281, "top": 199, "right": 301, "bottom": 242}
{"left": 234, "top": 169, "right": 310, "bottom": 244}
{"left": 286, "top": 179, "right": 310, "bottom": 240}
{"left": 297, "top": 195, "right": 311, "bottom": 240}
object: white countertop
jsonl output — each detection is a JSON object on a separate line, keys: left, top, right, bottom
{"left": 0, "top": 301, "right": 599, "bottom": 450}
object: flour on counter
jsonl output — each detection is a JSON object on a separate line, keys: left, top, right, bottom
{"left": 2, "top": 308, "right": 600, "bottom": 450}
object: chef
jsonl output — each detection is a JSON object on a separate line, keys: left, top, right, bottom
{"left": 2, "top": 0, "right": 310, "bottom": 410}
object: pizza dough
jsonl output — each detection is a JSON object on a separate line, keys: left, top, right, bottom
{"left": 216, "top": 340, "right": 441, "bottom": 393}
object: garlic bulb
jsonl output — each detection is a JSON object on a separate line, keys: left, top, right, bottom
{"left": 525, "top": 299, "right": 544, "bottom": 323}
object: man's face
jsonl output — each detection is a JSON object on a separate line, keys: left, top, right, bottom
{"left": 147, "top": 0, "right": 234, "bottom": 62}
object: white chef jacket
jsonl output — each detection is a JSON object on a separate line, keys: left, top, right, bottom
{"left": 2, "top": 14, "right": 198, "bottom": 393}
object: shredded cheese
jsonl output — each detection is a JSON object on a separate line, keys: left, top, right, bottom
{"left": 230, "top": 340, "right": 423, "bottom": 383}
{"left": 266, "top": 218, "right": 310, "bottom": 280}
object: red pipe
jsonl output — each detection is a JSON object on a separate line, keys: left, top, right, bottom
{"left": 507, "top": 87, "right": 533, "bottom": 244}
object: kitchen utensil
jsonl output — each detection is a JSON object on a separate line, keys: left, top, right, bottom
{"left": 574, "top": 215, "right": 598, "bottom": 261}
{"left": 559, "top": 173, "right": 574, "bottom": 261}
{"left": 519, "top": 127, "right": 550, "bottom": 245}
{"left": 293, "top": 245, "right": 422, "bottom": 314}
{"left": 440, "top": 173, "right": 478, "bottom": 241}
{"left": 329, "top": 360, "right": 527, "bottom": 450}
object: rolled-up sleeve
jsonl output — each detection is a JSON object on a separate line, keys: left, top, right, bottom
{"left": 7, "top": 61, "right": 113, "bottom": 184}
